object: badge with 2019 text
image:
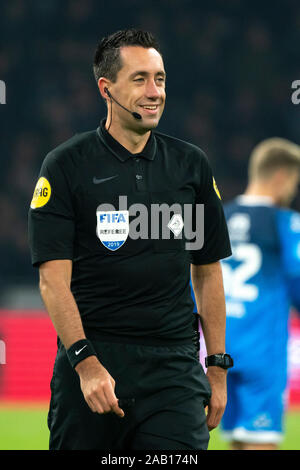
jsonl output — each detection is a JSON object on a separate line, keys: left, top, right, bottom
{"left": 96, "top": 210, "right": 129, "bottom": 251}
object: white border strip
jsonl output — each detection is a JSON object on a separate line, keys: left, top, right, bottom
{"left": 221, "top": 427, "right": 283, "bottom": 444}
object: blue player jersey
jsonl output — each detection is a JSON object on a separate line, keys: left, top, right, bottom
{"left": 221, "top": 195, "right": 300, "bottom": 374}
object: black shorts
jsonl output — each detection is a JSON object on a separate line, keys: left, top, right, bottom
{"left": 48, "top": 339, "right": 211, "bottom": 450}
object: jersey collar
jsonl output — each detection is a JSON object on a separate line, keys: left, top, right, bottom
{"left": 96, "top": 119, "right": 157, "bottom": 162}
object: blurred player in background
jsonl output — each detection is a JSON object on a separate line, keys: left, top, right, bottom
{"left": 220, "top": 138, "right": 300, "bottom": 450}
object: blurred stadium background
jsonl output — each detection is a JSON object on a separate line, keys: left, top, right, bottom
{"left": 0, "top": 0, "right": 299, "bottom": 450}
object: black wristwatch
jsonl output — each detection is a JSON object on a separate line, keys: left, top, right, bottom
{"left": 205, "top": 353, "right": 234, "bottom": 370}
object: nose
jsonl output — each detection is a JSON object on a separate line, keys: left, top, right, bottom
{"left": 145, "top": 79, "right": 161, "bottom": 99}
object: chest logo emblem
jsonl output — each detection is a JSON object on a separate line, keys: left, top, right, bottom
{"left": 96, "top": 210, "right": 129, "bottom": 251}
{"left": 93, "top": 175, "right": 118, "bottom": 185}
{"left": 167, "top": 214, "right": 184, "bottom": 237}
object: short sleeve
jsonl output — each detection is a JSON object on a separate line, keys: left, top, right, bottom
{"left": 277, "top": 209, "right": 300, "bottom": 311}
{"left": 28, "top": 152, "right": 75, "bottom": 267}
{"left": 190, "top": 155, "right": 232, "bottom": 265}
{"left": 277, "top": 210, "right": 300, "bottom": 277}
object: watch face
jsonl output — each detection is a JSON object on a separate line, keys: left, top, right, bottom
{"left": 205, "top": 354, "right": 234, "bottom": 369}
{"left": 224, "top": 354, "right": 234, "bottom": 368}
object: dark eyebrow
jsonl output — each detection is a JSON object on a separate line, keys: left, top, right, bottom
{"left": 129, "top": 70, "right": 166, "bottom": 79}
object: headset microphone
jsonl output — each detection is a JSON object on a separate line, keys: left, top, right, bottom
{"left": 104, "top": 88, "right": 142, "bottom": 120}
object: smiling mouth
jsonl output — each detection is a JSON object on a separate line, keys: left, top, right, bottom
{"left": 140, "top": 105, "right": 159, "bottom": 112}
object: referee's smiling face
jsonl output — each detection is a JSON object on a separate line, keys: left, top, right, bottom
{"left": 105, "top": 46, "right": 166, "bottom": 132}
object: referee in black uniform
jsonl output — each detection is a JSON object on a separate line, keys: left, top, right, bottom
{"left": 28, "top": 29, "right": 232, "bottom": 450}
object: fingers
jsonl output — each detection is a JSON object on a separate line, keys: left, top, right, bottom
{"left": 103, "top": 381, "right": 125, "bottom": 418}
{"left": 206, "top": 401, "right": 226, "bottom": 431}
{"left": 82, "top": 376, "right": 125, "bottom": 417}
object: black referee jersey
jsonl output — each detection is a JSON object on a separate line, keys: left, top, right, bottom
{"left": 28, "top": 119, "right": 231, "bottom": 344}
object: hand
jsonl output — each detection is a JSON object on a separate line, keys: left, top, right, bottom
{"left": 205, "top": 367, "right": 227, "bottom": 431}
{"left": 75, "top": 355, "right": 125, "bottom": 418}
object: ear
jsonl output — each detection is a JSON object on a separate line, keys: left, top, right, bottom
{"left": 98, "top": 77, "right": 110, "bottom": 100}
{"left": 274, "top": 168, "right": 289, "bottom": 183}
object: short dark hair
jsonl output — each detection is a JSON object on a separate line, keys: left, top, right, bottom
{"left": 93, "top": 29, "right": 162, "bottom": 83}
{"left": 248, "top": 138, "right": 300, "bottom": 181}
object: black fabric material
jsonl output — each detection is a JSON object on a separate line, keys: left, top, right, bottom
{"left": 48, "top": 339, "right": 211, "bottom": 450}
{"left": 28, "top": 121, "right": 231, "bottom": 343}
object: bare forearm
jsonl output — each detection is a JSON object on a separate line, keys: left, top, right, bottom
{"left": 40, "top": 281, "right": 85, "bottom": 349}
{"left": 191, "top": 261, "right": 226, "bottom": 355}
{"left": 39, "top": 261, "right": 85, "bottom": 349}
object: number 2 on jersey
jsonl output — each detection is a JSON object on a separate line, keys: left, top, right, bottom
{"left": 222, "top": 243, "right": 262, "bottom": 302}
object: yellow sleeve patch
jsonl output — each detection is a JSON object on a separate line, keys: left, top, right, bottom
{"left": 213, "top": 177, "right": 221, "bottom": 199}
{"left": 30, "top": 177, "right": 51, "bottom": 209}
